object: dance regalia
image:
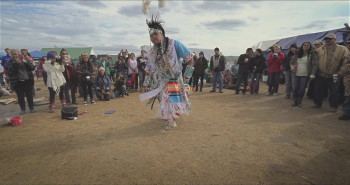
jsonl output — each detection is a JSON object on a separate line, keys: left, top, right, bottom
{"left": 140, "top": 38, "right": 194, "bottom": 120}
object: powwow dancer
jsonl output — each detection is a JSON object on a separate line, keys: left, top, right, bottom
{"left": 139, "top": 16, "right": 195, "bottom": 130}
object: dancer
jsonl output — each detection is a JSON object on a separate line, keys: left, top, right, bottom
{"left": 140, "top": 16, "right": 195, "bottom": 130}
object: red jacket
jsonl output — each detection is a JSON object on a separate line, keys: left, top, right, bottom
{"left": 267, "top": 53, "right": 284, "bottom": 73}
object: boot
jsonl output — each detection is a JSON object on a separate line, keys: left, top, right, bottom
{"left": 61, "top": 99, "right": 66, "bottom": 108}
{"left": 292, "top": 98, "right": 298, "bottom": 106}
{"left": 297, "top": 97, "right": 303, "bottom": 107}
{"left": 49, "top": 102, "right": 56, "bottom": 113}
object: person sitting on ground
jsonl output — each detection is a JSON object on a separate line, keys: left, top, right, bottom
{"left": 112, "top": 72, "right": 128, "bottom": 98}
{"left": 95, "top": 67, "right": 111, "bottom": 101}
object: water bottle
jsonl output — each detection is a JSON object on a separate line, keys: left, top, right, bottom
{"left": 333, "top": 74, "right": 338, "bottom": 83}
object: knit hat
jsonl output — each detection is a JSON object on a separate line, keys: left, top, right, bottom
{"left": 290, "top": 43, "right": 297, "bottom": 49}
{"left": 199, "top": 51, "right": 204, "bottom": 55}
{"left": 99, "top": 67, "right": 105, "bottom": 71}
{"left": 47, "top": 52, "right": 56, "bottom": 59}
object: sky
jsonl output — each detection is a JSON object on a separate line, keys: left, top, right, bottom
{"left": 0, "top": 0, "right": 349, "bottom": 56}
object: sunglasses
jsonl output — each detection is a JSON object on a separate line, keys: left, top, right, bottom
{"left": 149, "top": 28, "right": 162, "bottom": 36}
{"left": 324, "top": 38, "right": 333, "bottom": 41}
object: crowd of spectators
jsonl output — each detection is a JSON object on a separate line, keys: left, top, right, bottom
{"left": 1, "top": 33, "right": 349, "bottom": 120}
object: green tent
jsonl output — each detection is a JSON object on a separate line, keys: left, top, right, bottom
{"left": 41, "top": 47, "right": 95, "bottom": 61}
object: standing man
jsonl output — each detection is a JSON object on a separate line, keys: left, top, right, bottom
{"left": 312, "top": 33, "right": 349, "bottom": 112}
{"left": 338, "top": 23, "right": 350, "bottom": 46}
{"left": 235, "top": 48, "right": 253, "bottom": 95}
{"left": 339, "top": 38, "right": 350, "bottom": 120}
{"left": 139, "top": 16, "right": 195, "bottom": 130}
{"left": 209, "top": 47, "right": 226, "bottom": 93}
{"left": 1, "top": 48, "right": 12, "bottom": 90}
{"left": 137, "top": 50, "right": 148, "bottom": 92}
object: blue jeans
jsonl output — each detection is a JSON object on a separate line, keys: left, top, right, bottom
{"left": 250, "top": 73, "right": 261, "bottom": 94}
{"left": 65, "top": 85, "right": 76, "bottom": 104}
{"left": 212, "top": 71, "right": 223, "bottom": 91}
{"left": 292, "top": 75, "right": 309, "bottom": 99}
{"left": 284, "top": 71, "right": 293, "bottom": 97}
{"left": 236, "top": 72, "right": 249, "bottom": 93}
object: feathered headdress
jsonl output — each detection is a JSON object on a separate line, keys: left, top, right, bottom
{"left": 146, "top": 15, "right": 165, "bottom": 37}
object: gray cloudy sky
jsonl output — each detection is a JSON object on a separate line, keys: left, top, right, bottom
{"left": 0, "top": 0, "right": 348, "bottom": 56}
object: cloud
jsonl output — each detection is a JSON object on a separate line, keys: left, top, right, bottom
{"left": 76, "top": 1, "right": 107, "bottom": 9}
{"left": 117, "top": 5, "right": 144, "bottom": 17}
{"left": 196, "top": 1, "right": 243, "bottom": 11}
{"left": 292, "top": 20, "right": 333, "bottom": 30}
{"left": 203, "top": 19, "right": 247, "bottom": 30}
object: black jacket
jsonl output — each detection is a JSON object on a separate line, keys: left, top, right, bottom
{"left": 249, "top": 55, "right": 266, "bottom": 73}
{"left": 282, "top": 53, "right": 295, "bottom": 71}
{"left": 194, "top": 57, "right": 208, "bottom": 75}
{"left": 237, "top": 54, "right": 251, "bottom": 74}
{"left": 7, "top": 59, "right": 35, "bottom": 88}
{"left": 210, "top": 55, "right": 226, "bottom": 72}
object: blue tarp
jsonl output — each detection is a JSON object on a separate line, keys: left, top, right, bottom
{"left": 276, "top": 28, "right": 344, "bottom": 50}
{"left": 29, "top": 50, "right": 46, "bottom": 59}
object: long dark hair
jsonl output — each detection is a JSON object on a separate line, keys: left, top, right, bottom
{"left": 297, "top": 41, "right": 313, "bottom": 58}
{"left": 287, "top": 43, "right": 297, "bottom": 56}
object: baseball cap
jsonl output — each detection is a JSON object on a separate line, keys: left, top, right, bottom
{"left": 324, "top": 33, "right": 336, "bottom": 40}
{"left": 47, "top": 52, "right": 56, "bottom": 59}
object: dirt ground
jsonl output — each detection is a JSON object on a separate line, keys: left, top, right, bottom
{"left": 0, "top": 78, "right": 350, "bottom": 185}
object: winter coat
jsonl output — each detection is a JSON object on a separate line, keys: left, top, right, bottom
{"left": 283, "top": 53, "right": 295, "bottom": 71}
{"left": 237, "top": 54, "right": 250, "bottom": 74}
{"left": 267, "top": 52, "right": 285, "bottom": 73}
{"left": 43, "top": 60, "right": 66, "bottom": 91}
{"left": 315, "top": 44, "right": 349, "bottom": 78}
{"left": 7, "top": 59, "right": 35, "bottom": 88}
{"left": 63, "top": 64, "right": 79, "bottom": 87}
{"left": 76, "top": 60, "right": 96, "bottom": 83}
{"left": 94, "top": 74, "right": 111, "bottom": 91}
{"left": 249, "top": 55, "right": 266, "bottom": 73}
{"left": 210, "top": 55, "right": 226, "bottom": 72}
{"left": 290, "top": 53, "right": 317, "bottom": 76}
{"left": 194, "top": 57, "right": 208, "bottom": 75}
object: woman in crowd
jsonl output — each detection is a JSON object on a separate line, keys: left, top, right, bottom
{"left": 76, "top": 52, "right": 96, "bottom": 105}
{"left": 290, "top": 41, "right": 317, "bottom": 107}
{"left": 115, "top": 50, "right": 129, "bottom": 78}
{"left": 38, "top": 56, "right": 48, "bottom": 85}
{"left": 113, "top": 72, "right": 128, "bottom": 98}
{"left": 94, "top": 67, "right": 111, "bottom": 101}
{"left": 193, "top": 51, "right": 208, "bottom": 92}
{"left": 44, "top": 52, "right": 66, "bottom": 113}
{"left": 267, "top": 44, "right": 285, "bottom": 95}
{"left": 128, "top": 53, "right": 138, "bottom": 90}
{"left": 61, "top": 49, "right": 79, "bottom": 105}
{"left": 21, "top": 49, "right": 36, "bottom": 97}
{"left": 7, "top": 49, "right": 35, "bottom": 114}
{"left": 249, "top": 49, "right": 266, "bottom": 94}
{"left": 283, "top": 43, "right": 298, "bottom": 99}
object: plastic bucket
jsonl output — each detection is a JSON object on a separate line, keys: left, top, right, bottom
{"left": 10, "top": 117, "right": 22, "bottom": 127}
